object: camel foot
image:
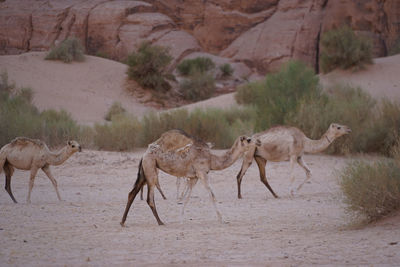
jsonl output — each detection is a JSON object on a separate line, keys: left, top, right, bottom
{"left": 120, "top": 222, "right": 126, "bottom": 227}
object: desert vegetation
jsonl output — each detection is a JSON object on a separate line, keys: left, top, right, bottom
{"left": 126, "top": 42, "right": 173, "bottom": 92}
{"left": 104, "top": 102, "right": 126, "bottom": 121}
{"left": 177, "top": 57, "right": 217, "bottom": 101}
{"left": 177, "top": 57, "right": 215, "bottom": 76}
{"left": 219, "top": 63, "right": 234, "bottom": 78}
{"left": 320, "top": 26, "right": 373, "bottom": 73}
{"left": 0, "top": 71, "right": 82, "bottom": 148}
{"left": 339, "top": 155, "right": 400, "bottom": 222}
{"left": 45, "top": 38, "right": 85, "bottom": 63}
{"left": 236, "top": 60, "right": 400, "bottom": 156}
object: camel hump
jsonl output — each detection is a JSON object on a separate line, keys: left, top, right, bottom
{"left": 10, "top": 137, "right": 45, "bottom": 148}
{"left": 155, "top": 129, "right": 194, "bottom": 153}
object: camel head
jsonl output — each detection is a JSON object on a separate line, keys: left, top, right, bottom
{"left": 326, "top": 123, "right": 351, "bottom": 142}
{"left": 235, "top": 135, "right": 255, "bottom": 154}
{"left": 67, "top": 140, "right": 82, "bottom": 153}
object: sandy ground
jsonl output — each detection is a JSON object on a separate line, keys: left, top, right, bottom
{"left": 0, "top": 150, "right": 399, "bottom": 266}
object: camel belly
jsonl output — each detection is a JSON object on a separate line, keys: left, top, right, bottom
{"left": 6, "top": 156, "right": 34, "bottom": 170}
{"left": 6, "top": 152, "right": 44, "bottom": 170}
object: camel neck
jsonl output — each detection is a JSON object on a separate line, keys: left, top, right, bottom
{"left": 47, "top": 146, "right": 72, "bottom": 166}
{"left": 304, "top": 132, "right": 333, "bottom": 154}
{"left": 210, "top": 143, "right": 242, "bottom": 170}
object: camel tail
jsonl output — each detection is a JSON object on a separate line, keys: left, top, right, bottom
{"left": 0, "top": 149, "right": 6, "bottom": 174}
{"left": 120, "top": 158, "right": 147, "bottom": 226}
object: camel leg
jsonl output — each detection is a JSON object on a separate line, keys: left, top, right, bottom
{"left": 4, "top": 163, "right": 17, "bottom": 203}
{"left": 176, "top": 177, "right": 181, "bottom": 200}
{"left": 41, "top": 165, "right": 62, "bottom": 201}
{"left": 180, "top": 179, "right": 196, "bottom": 223}
{"left": 141, "top": 162, "right": 164, "bottom": 226}
{"left": 140, "top": 180, "right": 167, "bottom": 201}
{"left": 146, "top": 183, "right": 164, "bottom": 225}
{"left": 140, "top": 184, "right": 144, "bottom": 200}
{"left": 254, "top": 156, "right": 278, "bottom": 198}
{"left": 197, "top": 172, "right": 223, "bottom": 222}
{"left": 288, "top": 155, "right": 297, "bottom": 196}
{"left": 180, "top": 178, "right": 197, "bottom": 203}
{"left": 296, "top": 156, "right": 312, "bottom": 192}
{"left": 27, "top": 167, "right": 39, "bottom": 203}
{"left": 236, "top": 158, "right": 253, "bottom": 199}
{"left": 156, "top": 179, "right": 167, "bottom": 200}
{"left": 120, "top": 169, "right": 147, "bottom": 226}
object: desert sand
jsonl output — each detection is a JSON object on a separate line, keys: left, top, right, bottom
{"left": 1, "top": 52, "right": 400, "bottom": 265}
{"left": 1, "top": 150, "right": 399, "bottom": 266}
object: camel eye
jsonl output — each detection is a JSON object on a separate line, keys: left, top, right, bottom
{"left": 72, "top": 145, "right": 75, "bottom": 148}
{"left": 337, "top": 127, "right": 341, "bottom": 130}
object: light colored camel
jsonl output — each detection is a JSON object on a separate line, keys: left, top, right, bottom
{"left": 140, "top": 143, "right": 214, "bottom": 202}
{"left": 236, "top": 123, "right": 351, "bottom": 198}
{"left": 0, "top": 137, "right": 81, "bottom": 203}
{"left": 120, "top": 129, "right": 256, "bottom": 226}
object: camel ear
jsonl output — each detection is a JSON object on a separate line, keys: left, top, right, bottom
{"left": 68, "top": 141, "right": 72, "bottom": 146}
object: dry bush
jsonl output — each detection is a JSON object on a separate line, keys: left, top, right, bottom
{"left": 104, "top": 102, "right": 126, "bottom": 121}
{"left": 93, "top": 114, "right": 141, "bottom": 151}
{"left": 45, "top": 38, "right": 85, "bottom": 63}
{"left": 320, "top": 26, "right": 372, "bottom": 73}
{"left": 126, "top": 42, "right": 172, "bottom": 92}
{"left": 339, "top": 158, "right": 400, "bottom": 222}
{"left": 179, "top": 72, "right": 216, "bottom": 101}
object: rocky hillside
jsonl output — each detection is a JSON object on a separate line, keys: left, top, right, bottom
{"left": 1, "top": 0, "right": 399, "bottom": 75}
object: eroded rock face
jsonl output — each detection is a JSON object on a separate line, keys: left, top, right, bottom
{"left": 0, "top": 0, "right": 399, "bottom": 74}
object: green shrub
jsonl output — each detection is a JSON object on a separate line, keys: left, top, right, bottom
{"left": 320, "top": 26, "right": 372, "bottom": 73}
{"left": 45, "top": 38, "right": 85, "bottom": 63}
{"left": 93, "top": 114, "right": 141, "bottom": 151}
{"left": 235, "top": 82, "right": 260, "bottom": 105}
{"left": 39, "top": 109, "right": 81, "bottom": 147}
{"left": 219, "top": 63, "right": 234, "bottom": 78}
{"left": 139, "top": 109, "right": 190, "bottom": 146}
{"left": 179, "top": 72, "right": 216, "bottom": 101}
{"left": 287, "top": 84, "right": 376, "bottom": 154}
{"left": 0, "top": 71, "right": 82, "bottom": 148}
{"left": 339, "top": 160, "right": 400, "bottom": 222}
{"left": 287, "top": 84, "right": 400, "bottom": 155}
{"left": 238, "top": 60, "right": 320, "bottom": 131}
{"left": 366, "top": 99, "right": 400, "bottom": 155}
{"left": 0, "top": 91, "right": 42, "bottom": 146}
{"left": 126, "top": 42, "right": 173, "bottom": 92}
{"left": 138, "top": 107, "right": 255, "bottom": 149}
{"left": 105, "top": 102, "right": 126, "bottom": 121}
{"left": 388, "top": 38, "right": 400, "bottom": 56}
{"left": 177, "top": 57, "right": 215, "bottom": 76}
{"left": 0, "top": 71, "right": 15, "bottom": 94}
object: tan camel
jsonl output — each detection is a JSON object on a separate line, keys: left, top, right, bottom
{"left": 120, "top": 129, "right": 256, "bottom": 226}
{"left": 140, "top": 142, "right": 214, "bottom": 202}
{"left": 236, "top": 123, "right": 351, "bottom": 198}
{"left": 0, "top": 137, "right": 82, "bottom": 203}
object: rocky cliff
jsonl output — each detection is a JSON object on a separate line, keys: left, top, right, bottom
{"left": 1, "top": 0, "right": 399, "bottom": 74}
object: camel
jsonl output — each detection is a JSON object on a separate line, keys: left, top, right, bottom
{"left": 120, "top": 129, "right": 256, "bottom": 226}
{"left": 140, "top": 143, "right": 214, "bottom": 202}
{"left": 236, "top": 123, "right": 351, "bottom": 198}
{"left": 0, "top": 137, "right": 82, "bottom": 203}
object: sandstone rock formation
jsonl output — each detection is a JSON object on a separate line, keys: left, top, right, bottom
{"left": 0, "top": 0, "right": 399, "bottom": 74}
